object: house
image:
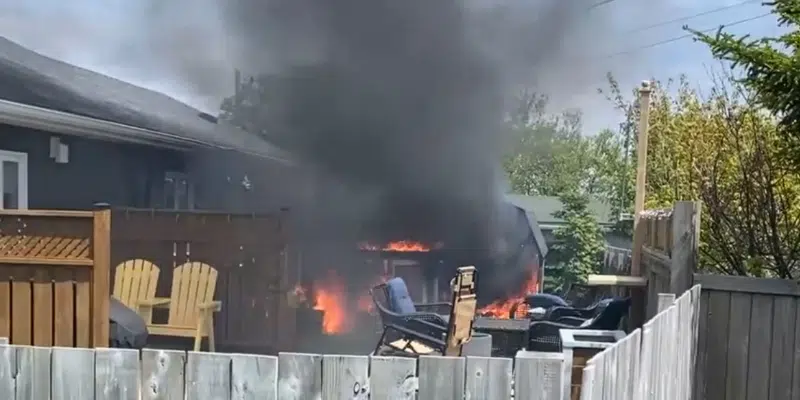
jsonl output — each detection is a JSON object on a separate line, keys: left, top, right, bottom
{"left": 0, "top": 37, "right": 314, "bottom": 353}
{"left": 505, "top": 194, "right": 631, "bottom": 249}
{"left": 0, "top": 36, "right": 305, "bottom": 212}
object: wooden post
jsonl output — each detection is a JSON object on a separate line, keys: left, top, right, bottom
{"left": 629, "top": 81, "right": 652, "bottom": 329}
{"left": 669, "top": 201, "right": 701, "bottom": 295}
{"left": 91, "top": 203, "right": 111, "bottom": 348}
{"left": 631, "top": 80, "right": 653, "bottom": 275}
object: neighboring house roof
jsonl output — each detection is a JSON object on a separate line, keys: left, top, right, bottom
{"left": 0, "top": 37, "right": 291, "bottom": 163}
{"left": 505, "top": 194, "right": 615, "bottom": 230}
{"left": 511, "top": 202, "right": 549, "bottom": 258}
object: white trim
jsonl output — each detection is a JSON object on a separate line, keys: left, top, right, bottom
{"left": 0, "top": 150, "right": 28, "bottom": 209}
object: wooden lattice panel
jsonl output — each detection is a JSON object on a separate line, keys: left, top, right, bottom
{"left": 0, "top": 214, "right": 93, "bottom": 261}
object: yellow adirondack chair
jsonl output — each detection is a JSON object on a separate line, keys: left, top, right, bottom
{"left": 138, "top": 262, "right": 222, "bottom": 352}
{"left": 112, "top": 259, "right": 160, "bottom": 310}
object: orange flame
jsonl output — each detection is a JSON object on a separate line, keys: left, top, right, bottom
{"left": 359, "top": 240, "right": 443, "bottom": 252}
{"left": 312, "top": 272, "right": 351, "bottom": 334}
{"left": 298, "top": 269, "right": 392, "bottom": 335}
{"left": 477, "top": 267, "right": 539, "bottom": 319}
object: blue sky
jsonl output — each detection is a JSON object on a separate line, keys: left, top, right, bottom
{"left": 0, "top": 0, "right": 785, "bottom": 135}
{"left": 576, "top": 0, "right": 783, "bottom": 133}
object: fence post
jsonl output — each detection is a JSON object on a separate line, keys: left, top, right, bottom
{"left": 92, "top": 203, "right": 111, "bottom": 348}
{"left": 670, "top": 201, "right": 700, "bottom": 295}
{"left": 657, "top": 293, "right": 675, "bottom": 313}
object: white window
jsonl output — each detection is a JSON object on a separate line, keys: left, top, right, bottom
{"left": 0, "top": 150, "right": 28, "bottom": 209}
{"left": 163, "top": 171, "right": 194, "bottom": 210}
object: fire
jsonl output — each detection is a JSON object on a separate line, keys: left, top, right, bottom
{"left": 297, "top": 269, "right": 391, "bottom": 334}
{"left": 358, "top": 240, "right": 443, "bottom": 252}
{"left": 311, "top": 272, "right": 351, "bottom": 334}
{"left": 477, "top": 267, "right": 539, "bottom": 319}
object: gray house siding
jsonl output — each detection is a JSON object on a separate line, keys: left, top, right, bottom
{"left": 0, "top": 124, "right": 184, "bottom": 209}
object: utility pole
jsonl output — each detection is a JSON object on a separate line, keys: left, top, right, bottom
{"left": 630, "top": 81, "right": 652, "bottom": 276}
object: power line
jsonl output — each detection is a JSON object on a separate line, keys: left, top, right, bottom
{"left": 624, "top": 0, "right": 761, "bottom": 34}
{"left": 589, "top": 0, "right": 617, "bottom": 10}
{"left": 596, "top": 12, "right": 772, "bottom": 60}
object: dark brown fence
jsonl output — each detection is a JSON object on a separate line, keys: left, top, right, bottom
{"left": 109, "top": 208, "right": 292, "bottom": 353}
{"left": 693, "top": 273, "right": 800, "bottom": 400}
{"left": 0, "top": 208, "right": 110, "bottom": 348}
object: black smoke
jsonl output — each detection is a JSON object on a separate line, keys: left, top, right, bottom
{"left": 222, "top": 2, "right": 504, "bottom": 249}
{"left": 5, "top": 0, "right": 634, "bottom": 300}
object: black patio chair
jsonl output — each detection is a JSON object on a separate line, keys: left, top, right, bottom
{"left": 527, "top": 297, "right": 631, "bottom": 352}
{"left": 508, "top": 293, "right": 570, "bottom": 319}
{"left": 372, "top": 266, "right": 478, "bottom": 357}
{"left": 544, "top": 297, "right": 614, "bottom": 325}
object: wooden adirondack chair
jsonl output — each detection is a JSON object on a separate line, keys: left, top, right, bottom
{"left": 138, "top": 262, "right": 222, "bottom": 351}
{"left": 112, "top": 259, "right": 160, "bottom": 310}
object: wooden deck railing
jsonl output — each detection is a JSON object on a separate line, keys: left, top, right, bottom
{"left": 0, "top": 206, "right": 110, "bottom": 348}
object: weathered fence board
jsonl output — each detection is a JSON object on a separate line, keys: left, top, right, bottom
{"left": 694, "top": 273, "right": 800, "bottom": 400}
{"left": 95, "top": 348, "right": 139, "bottom": 400}
{"left": 0, "top": 344, "right": 574, "bottom": 399}
{"left": 321, "top": 354, "right": 369, "bottom": 400}
{"left": 418, "top": 356, "right": 466, "bottom": 400}
{"left": 277, "top": 352, "right": 322, "bottom": 399}
{"left": 52, "top": 347, "right": 95, "bottom": 400}
{"left": 141, "top": 349, "right": 186, "bottom": 400}
{"left": 230, "top": 353, "right": 278, "bottom": 400}
{"left": 514, "top": 351, "right": 564, "bottom": 400}
{"left": 368, "top": 356, "right": 416, "bottom": 399}
{"left": 580, "top": 285, "right": 701, "bottom": 400}
{"left": 465, "top": 356, "right": 513, "bottom": 399}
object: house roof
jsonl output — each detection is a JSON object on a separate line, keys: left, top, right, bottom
{"left": 0, "top": 37, "right": 290, "bottom": 162}
{"left": 505, "top": 194, "right": 615, "bottom": 229}
{"left": 511, "top": 202, "right": 548, "bottom": 258}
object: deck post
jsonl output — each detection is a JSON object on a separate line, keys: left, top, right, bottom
{"left": 92, "top": 203, "right": 111, "bottom": 347}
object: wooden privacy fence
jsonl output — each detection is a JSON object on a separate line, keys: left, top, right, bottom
{"left": 693, "top": 273, "right": 800, "bottom": 400}
{"left": 638, "top": 201, "right": 700, "bottom": 318}
{"left": 0, "top": 208, "right": 110, "bottom": 348}
{"left": 109, "top": 208, "right": 291, "bottom": 353}
{"left": 0, "top": 345, "right": 571, "bottom": 400}
{"left": 579, "top": 285, "right": 701, "bottom": 400}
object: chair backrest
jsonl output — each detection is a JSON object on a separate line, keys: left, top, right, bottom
{"left": 112, "top": 259, "right": 160, "bottom": 310}
{"left": 386, "top": 277, "right": 416, "bottom": 314}
{"left": 525, "top": 293, "right": 569, "bottom": 309}
{"left": 444, "top": 266, "right": 478, "bottom": 356}
{"left": 588, "top": 297, "right": 631, "bottom": 330}
{"left": 167, "top": 262, "right": 219, "bottom": 327}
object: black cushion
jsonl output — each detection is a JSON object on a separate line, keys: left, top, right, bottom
{"left": 109, "top": 297, "right": 148, "bottom": 349}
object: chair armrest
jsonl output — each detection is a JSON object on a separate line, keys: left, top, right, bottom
{"left": 404, "top": 312, "right": 448, "bottom": 327}
{"left": 415, "top": 302, "right": 452, "bottom": 314}
{"left": 137, "top": 298, "right": 171, "bottom": 309}
{"left": 198, "top": 301, "right": 222, "bottom": 312}
{"left": 547, "top": 306, "right": 595, "bottom": 320}
{"left": 554, "top": 316, "right": 587, "bottom": 326}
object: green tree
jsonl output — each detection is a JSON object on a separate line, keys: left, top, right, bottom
{"left": 603, "top": 71, "right": 800, "bottom": 278}
{"left": 503, "top": 92, "right": 589, "bottom": 196}
{"left": 503, "top": 91, "right": 630, "bottom": 210}
{"left": 688, "top": 1, "right": 800, "bottom": 168}
{"left": 543, "top": 192, "right": 606, "bottom": 293}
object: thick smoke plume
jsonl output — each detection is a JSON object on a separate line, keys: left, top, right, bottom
{"left": 221, "top": 0, "right": 507, "bottom": 249}
{"left": 4, "top": 0, "right": 654, "bottom": 299}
